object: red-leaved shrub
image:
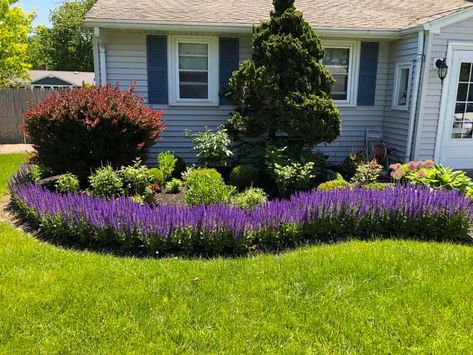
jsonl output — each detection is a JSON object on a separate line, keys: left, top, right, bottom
{"left": 24, "top": 84, "right": 165, "bottom": 181}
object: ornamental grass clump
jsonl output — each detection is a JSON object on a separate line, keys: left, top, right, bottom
{"left": 9, "top": 168, "right": 472, "bottom": 257}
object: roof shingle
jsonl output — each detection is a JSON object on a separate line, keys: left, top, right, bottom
{"left": 85, "top": 0, "right": 473, "bottom": 31}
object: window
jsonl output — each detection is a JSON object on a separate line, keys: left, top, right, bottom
{"left": 392, "top": 63, "right": 412, "bottom": 110}
{"left": 168, "top": 36, "right": 219, "bottom": 106}
{"left": 322, "top": 41, "right": 359, "bottom": 105}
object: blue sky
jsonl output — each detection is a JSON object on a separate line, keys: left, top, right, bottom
{"left": 19, "top": 0, "right": 58, "bottom": 27}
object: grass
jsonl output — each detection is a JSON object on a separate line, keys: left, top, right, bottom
{"left": 1, "top": 154, "right": 473, "bottom": 353}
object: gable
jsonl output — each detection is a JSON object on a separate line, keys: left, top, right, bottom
{"left": 31, "top": 76, "right": 75, "bottom": 86}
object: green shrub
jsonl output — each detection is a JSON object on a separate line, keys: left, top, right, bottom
{"left": 186, "top": 126, "right": 233, "bottom": 167}
{"left": 185, "top": 174, "right": 235, "bottom": 205}
{"left": 89, "top": 166, "right": 123, "bottom": 199}
{"left": 166, "top": 179, "right": 182, "bottom": 194}
{"left": 351, "top": 160, "right": 383, "bottom": 186}
{"left": 118, "top": 160, "right": 152, "bottom": 196}
{"left": 172, "top": 156, "right": 187, "bottom": 179}
{"left": 229, "top": 165, "right": 259, "bottom": 190}
{"left": 29, "top": 164, "right": 42, "bottom": 182}
{"left": 184, "top": 168, "right": 223, "bottom": 186}
{"left": 55, "top": 173, "right": 80, "bottom": 193}
{"left": 157, "top": 151, "right": 177, "bottom": 182}
{"left": 148, "top": 168, "right": 165, "bottom": 185}
{"left": 232, "top": 187, "right": 267, "bottom": 210}
{"left": 24, "top": 84, "right": 165, "bottom": 182}
{"left": 318, "top": 179, "right": 350, "bottom": 191}
{"left": 272, "top": 161, "right": 315, "bottom": 196}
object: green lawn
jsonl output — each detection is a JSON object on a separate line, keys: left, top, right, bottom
{"left": 1, "top": 154, "right": 473, "bottom": 353}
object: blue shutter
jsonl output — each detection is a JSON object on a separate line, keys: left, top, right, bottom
{"left": 357, "top": 42, "right": 379, "bottom": 106}
{"left": 219, "top": 38, "right": 239, "bottom": 105}
{"left": 147, "top": 35, "right": 168, "bottom": 105}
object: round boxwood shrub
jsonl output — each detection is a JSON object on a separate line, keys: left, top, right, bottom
{"left": 184, "top": 168, "right": 223, "bottom": 186}
{"left": 230, "top": 164, "right": 259, "bottom": 190}
{"left": 24, "top": 84, "right": 165, "bottom": 182}
{"left": 318, "top": 179, "right": 350, "bottom": 191}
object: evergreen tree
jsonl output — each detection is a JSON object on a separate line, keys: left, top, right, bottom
{"left": 224, "top": 0, "right": 342, "bottom": 149}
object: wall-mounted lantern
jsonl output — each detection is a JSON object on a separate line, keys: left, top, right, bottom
{"left": 435, "top": 58, "right": 449, "bottom": 82}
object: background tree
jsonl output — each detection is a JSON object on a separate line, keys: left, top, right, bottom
{"left": 48, "top": 0, "right": 97, "bottom": 72}
{"left": 0, "top": 0, "right": 34, "bottom": 87}
{"left": 27, "top": 25, "right": 53, "bottom": 70}
{"left": 224, "top": 0, "right": 342, "bottom": 150}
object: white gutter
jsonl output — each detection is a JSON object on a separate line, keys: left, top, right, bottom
{"left": 405, "top": 29, "right": 424, "bottom": 161}
{"left": 93, "top": 27, "right": 107, "bottom": 85}
{"left": 84, "top": 19, "right": 408, "bottom": 39}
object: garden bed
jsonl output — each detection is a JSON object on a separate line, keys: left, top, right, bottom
{"left": 9, "top": 173, "right": 473, "bottom": 257}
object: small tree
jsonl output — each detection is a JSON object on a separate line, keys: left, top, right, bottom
{"left": 0, "top": 0, "right": 34, "bottom": 87}
{"left": 224, "top": 0, "right": 341, "bottom": 149}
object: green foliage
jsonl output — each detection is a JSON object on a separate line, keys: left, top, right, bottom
{"left": 118, "top": 160, "right": 152, "bottom": 196}
{"left": 224, "top": 0, "right": 341, "bottom": 149}
{"left": 184, "top": 168, "right": 223, "bottom": 187}
{"left": 29, "top": 164, "right": 42, "bottom": 182}
{"left": 148, "top": 168, "right": 165, "bottom": 185}
{"left": 391, "top": 161, "right": 473, "bottom": 193}
{"left": 318, "top": 179, "right": 350, "bottom": 191}
{"left": 0, "top": 0, "right": 34, "bottom": 87}
{"left": 157, "top": 151, "right": 177, "bottom": 182}
{"left": 341, "top": 152, "right": 366, "bottom": 179}
{"left": 351, "top": 160, "right": 383, "bottom": 186}
{"left": 232, "top": 187, "right": 267, "bottom": 210}
{"left": 186, "top": 126, "right": 233, "bottom": 167}
{"left": 47, "top": 0, "right": 97, "bottom": 71}
{"left": 229, "top": 165, "right": 260, "bottom": 190}
{"left": 89, "top": 166, "right": 123, "bottom": 199}
{"left": 185, "top": 174, "right": 235, "bottom": 205}
{"left": 26, "top": 25, "right": 53, "bottom": 70}
{"left": 364, "top": 182, "right": 389, "bottom": 191}
{"left": 265, "top": 146, "right": 317, "bottom": 196}
{"left": 272, "top": 161, "right": 315, "bottom": 196}
{"left": 165, "top": 178, "right": 182, "bottom": 194}
{"left": 55, "top": 173, "right": 80, "bottom": 193}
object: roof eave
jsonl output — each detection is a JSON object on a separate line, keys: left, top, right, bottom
{"left": 85, "top": 18, "right": 412, "bottom": 39}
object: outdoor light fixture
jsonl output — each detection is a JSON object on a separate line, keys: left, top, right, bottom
{"left": 435, "top": 58, "right": 449, "bottom": 82}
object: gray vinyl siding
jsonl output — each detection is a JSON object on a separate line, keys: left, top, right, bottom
{"left": 383, "top": 34, "right": 419, "bottom": 162}
{"left": 101, "top": 30, "right": 389, "bottom": 164}
{"left": 415, "top": 17, "right": 473, "bottom": 160}
{"left": 317, "top": 41, "right": 388, "bottom": 163}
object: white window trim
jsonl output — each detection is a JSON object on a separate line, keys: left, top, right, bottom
{"left": 392, "top": 62, "right": 413, "bottom": 111}
{"left": 322, "top": 40, "right": 360, "bottom": 107}
{"left": 168, "top": 35, "right": 219, "bottom": 107}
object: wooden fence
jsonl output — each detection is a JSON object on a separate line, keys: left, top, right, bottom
{"left": 0, "top": 89, "right": 51, "bottom": 144}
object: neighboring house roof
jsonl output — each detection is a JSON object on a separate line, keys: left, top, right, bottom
{"left": 29, "top": 71, "right": 95, "bottom": 87}
{"left": 85, "top": 0, "right": 473, "bottom": 31}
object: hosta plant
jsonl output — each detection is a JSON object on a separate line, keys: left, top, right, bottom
{"left": 390, "top": 161, "right": 473, "bottom": 193}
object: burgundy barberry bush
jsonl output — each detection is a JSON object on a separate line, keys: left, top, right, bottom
{"left": 24, "top": 84, "right": 165, "bottom": 181}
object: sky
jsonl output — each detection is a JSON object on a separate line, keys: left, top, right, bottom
{"left": 18, "top": 0, "right": 58, "bottom": 27}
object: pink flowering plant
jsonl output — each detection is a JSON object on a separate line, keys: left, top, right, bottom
{"left": 390, "top": 160, "right": 473, "bottom": 194}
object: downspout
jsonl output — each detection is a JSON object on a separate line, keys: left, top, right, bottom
{"left": 405, "top": 30, "right": 425, "bottom": 161}
{"left": 94, "top": 27, "right": 107, "bottom": 85}
{"left": 410, "top": 27, "right": 433, "bottom": 161}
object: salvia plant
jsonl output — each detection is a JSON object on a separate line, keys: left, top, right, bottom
{"left": 9, "top": 166, "right": 472, "bottom": 257}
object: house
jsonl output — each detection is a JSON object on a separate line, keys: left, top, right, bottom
{"left": 28, "top": 70, "right": 95, "bottom": 90}
{"left": 85, "top": 0, "right": 473, "bottom": 169}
